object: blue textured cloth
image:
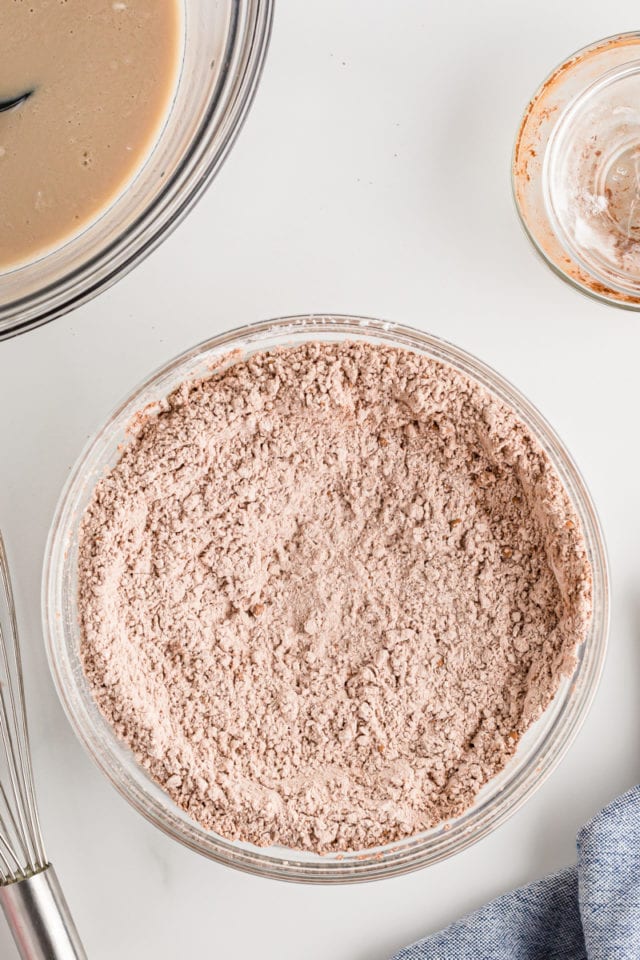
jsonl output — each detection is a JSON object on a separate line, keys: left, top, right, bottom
{"left": 393, "top": 785, "right": 640, "bottom": 960}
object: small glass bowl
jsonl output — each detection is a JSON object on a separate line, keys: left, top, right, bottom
{"left": 513, "top": 32, "right": 640, "bottom": 308}
{"left": 43, "top": 315, "right": 609, "bottom": 883}
{"left": 0, "top": 0, "right": 273, "bottom": 340}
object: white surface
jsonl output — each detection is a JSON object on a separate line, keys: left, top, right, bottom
{"left": 0, "top": 2, "right": 639, "bottom": 957}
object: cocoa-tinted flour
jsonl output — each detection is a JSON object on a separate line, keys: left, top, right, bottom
{"left": 78, "top": 343, "right": 592, "bottom": 852}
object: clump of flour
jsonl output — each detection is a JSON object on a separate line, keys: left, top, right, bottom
{"left": 78, "top": 342, "right": 592, "bottom": 853}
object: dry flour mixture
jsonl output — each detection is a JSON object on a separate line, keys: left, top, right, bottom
{"left": 78, "top": 342, "right": 592, "bottom": 852}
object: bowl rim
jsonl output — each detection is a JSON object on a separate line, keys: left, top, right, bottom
{"left": 42, "top": 314, "right": 610, "bottom": 883}
{"left": 0, "top": 0, "right": 274, "bottom": 341}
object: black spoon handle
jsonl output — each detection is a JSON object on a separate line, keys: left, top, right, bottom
{"left": 0, "top": 91, "right": 34, "bottom": 113}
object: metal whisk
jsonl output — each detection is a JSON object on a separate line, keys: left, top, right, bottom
{"left": 0, "top": 534, "right": 85, "bottom": 960}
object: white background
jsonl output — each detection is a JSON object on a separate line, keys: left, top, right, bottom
{"left": 1, "top": 2, "right": 639, "bottom": 957}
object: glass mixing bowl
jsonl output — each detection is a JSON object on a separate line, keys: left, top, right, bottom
{"left": 513, "top": 32, "right": 640, "bottom": 308}
{"left": 43, "top": 315, "right": 609, "bottom": 883}
{"left": 0, "top": 0, "right": 273, "bottom": 340}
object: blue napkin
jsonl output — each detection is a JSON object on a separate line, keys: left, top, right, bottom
{"left": 392, "top": 785, "right": 640, "bottom": 960}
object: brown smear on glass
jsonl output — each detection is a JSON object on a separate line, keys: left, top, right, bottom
{"left": 0, "top": 0, "right": 181, "bottom": 270}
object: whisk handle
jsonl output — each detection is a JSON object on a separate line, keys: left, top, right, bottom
{"left": 0, "top": 865, "right": 86, "bottom": 960}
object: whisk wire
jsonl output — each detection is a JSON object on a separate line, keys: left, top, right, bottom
{"left": 0, "top": 545, "right": 47, "bottom": 868}
{"left": 0, "top": 823, "right": 25, "bottom": 885}
{"left": 0, "top": 846, "right": 15, "bottom": 885}
{"left": 0, "top": 531, "right": 86, "bottom": 959}
{"left": 0, "top": 534, "right": 47, "bottom": 880}
{"left": 0, "top": 784, "right": 30, "bottom": 881}
{"left": 0, "top": 642, "right": 39, "bottom": 877}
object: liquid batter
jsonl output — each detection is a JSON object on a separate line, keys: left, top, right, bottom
{"left": 0, "top": 1, "right": 182, "bottom": 270}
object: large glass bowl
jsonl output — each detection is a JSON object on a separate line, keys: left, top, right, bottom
{"left": 0, "top": 0, "right": 273, "bottom": 340}
{"left": 42, "top": 315, "right": 609, "bottom": 883}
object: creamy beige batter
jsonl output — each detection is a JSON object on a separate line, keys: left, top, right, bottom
{"left": 0, "top": 1, "right": 182, "bottom": 270}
